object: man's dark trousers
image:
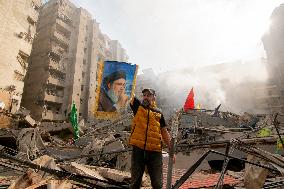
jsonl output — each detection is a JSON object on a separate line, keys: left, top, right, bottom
{"left": 131, "top": 146, "right": 163, "bottom": 189}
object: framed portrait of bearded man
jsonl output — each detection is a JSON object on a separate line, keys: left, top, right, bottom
{"left": 94, "top": 61, "right": 138, "bottom": 119}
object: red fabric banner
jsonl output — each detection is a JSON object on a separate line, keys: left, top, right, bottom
{"left": 183, "top": 88, "right": 194, "bottom": 111}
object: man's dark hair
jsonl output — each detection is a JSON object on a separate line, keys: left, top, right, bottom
{"left": 103, "top": 70, "right": 126, "bottom": 89}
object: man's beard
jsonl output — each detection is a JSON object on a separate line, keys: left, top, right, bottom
{"left": 142, "top": 99, "right": 150, "bottom": 107}
{"left": 107, "top": 89, "right": 119, "bottom": 104}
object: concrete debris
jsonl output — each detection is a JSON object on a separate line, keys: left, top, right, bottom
{"left": 95, "top": 166, "right": 151, "bottom": 187}
{"left": 8, "top": 169, "right": 43, "bottom": 189}
{"left": 16, "top": 128, "right": 46, "bottom": 160}
{"left": 0, "top": 106, "right": 284, "bottom": 188}
{"left": 65, "top": 162, "right": 106, "bottom": 181}
{"left": 116, "top": 151, "right": 132, "bottom": 171}
{"left": 23, "top": 115, "right": 37, "bottom": 127}
{"left": 8, "top": 155, "right": 66, "bottom": 189}
{"left": 41, "top": 122, "right": 71, "bottom": 132}
{"left": 244, "top": 154, "right": 268, "bottom": 189}
{"left": 78, "top": 133, "right": 125, "bottom": 167}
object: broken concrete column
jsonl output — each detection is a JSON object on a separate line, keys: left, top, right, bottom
{"left": 244, "top": 154, "right": 268, "bottom": 189}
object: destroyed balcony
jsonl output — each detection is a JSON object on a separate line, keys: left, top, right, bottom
{"left": 27, "top": 8, "right": 39, "bottom": 25}
{"left": 42, "top": 110, "right": 65, "bottom": 121}
{"left": 44, "top": 92, "right": 63, "bottom": 104}
{"left": 56, "top": 19, "right": 72, "bottom": 32}
{"left": 55, "top": 23, "right": 71, "bottom": 38}
{"left": 48, "top": 51, "right": 61, "bottom": 62}
{"left": 48, "top": 59, "right": 65, "bottom": 73}
{"left": 51, "top": 44, "right": 67, "bottom": 58}
{"left": 16, "top": 54, "right": 28, "bottom": 70}
{"left": 52, "top": 31, "right": 69, "bottom": 49}
{"left": 47, "top": 75, "right": 65, "bottom": 87}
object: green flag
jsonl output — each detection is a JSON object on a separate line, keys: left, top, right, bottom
{"left": 70, "top": 101, "right": 79, "bottom": 140}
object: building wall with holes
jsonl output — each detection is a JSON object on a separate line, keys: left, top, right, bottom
{"left": 0, "top": 0, "right": 41, "bottom": 113}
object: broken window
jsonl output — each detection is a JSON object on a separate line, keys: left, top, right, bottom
{"left": 31, "top": 1, "right": 40, "bottom": 12}
{"left": 14, "top": 70, "right": 24, "bottom": 81}
{"left": 52, "top": 32, "right": 69, "bottom": 50}
{"left": 27, "top": 16, "right": 36, "bottom": 26}
{"left": 57, "top": 12, "right": 72, "bottom": 26}
{"left": 16, "top": 32, "right": 25, "bottom": 39}
{"left": 46, "top": 83, "right": 64, "bottom": 95}
{"left": 48, "top": 52, "right": 61, "bottom": 62}
{"left": 55, "top": 23, "right": 71, "bottom": 39}
{"left": 17, "top": 51, "right": 29, "bottom": 70}
{"left": 24, "top": 25, "right": 33, "bottom": 43}
{"left": 49, "top": 69, "right": 65, "bottom": 80}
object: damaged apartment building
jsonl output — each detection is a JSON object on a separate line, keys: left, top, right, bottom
{"left": 21, "top": 0, "right": 128, "bottom": 122}
{"left": 256, "top": 3, "right": 284, "bottom": 114}
{"left": 0, "top": 0, "right": 42, "bottom": 114}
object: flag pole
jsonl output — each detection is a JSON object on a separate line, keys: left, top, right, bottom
{"left": 166, "top": 110, "right": 180, "bottom": 189}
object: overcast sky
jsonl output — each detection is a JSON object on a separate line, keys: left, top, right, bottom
{"left": 70, "top": 0, "right": 284, "bottom": 73}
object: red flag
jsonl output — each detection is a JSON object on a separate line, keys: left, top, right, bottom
{"left": 183, "top": 88, "right": 194, "bottom": 111}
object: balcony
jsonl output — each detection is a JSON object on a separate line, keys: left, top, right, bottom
{"left": 27, "top": 8, "right": 39, "bottom": 24}
{"left": 42, "top": 110, "right": 65, "bottom": 121}
{"left": 44, "top": 92, "right": 63, "bottom": 104}
{"left": 47, "top": 75, "right": 65, "bottom": 87}
{"left": 48, "top": 58, "right": 65, "bottom": 73}
{"left": 56, "top": 18, "right": 72, "bottom": 31}
{"left": 53, "top": 31, "right": 69, "bottom": 48}
{"left": 50, "top": 44, "right": 67, "bottom": 58}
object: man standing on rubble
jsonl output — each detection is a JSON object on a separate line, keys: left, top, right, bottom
{"left": 129, "top": 88, "right": 175, "bottom": 189}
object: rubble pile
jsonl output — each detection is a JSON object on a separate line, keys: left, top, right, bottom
{"left": 0, "top": 110, "right": 153, "bottom": 188}
{"left": 177, "top": 110, "right": 283, "bottom": 152}
{"left": 170, "top": 109, "right": 284, "bottom": 188}
{"left": 1, "top": 106, "right": 284, "bottom": 188}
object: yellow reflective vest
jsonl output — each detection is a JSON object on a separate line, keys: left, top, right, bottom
{"left": 129, "top": 103, "right": 163, "bottom": 152}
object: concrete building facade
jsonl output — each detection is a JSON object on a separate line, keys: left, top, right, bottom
{"left": 109, "top": 40, "right": 129, "bottom": 62}
{"left": 0, "top": 0, "right": 42, "bottom": 113}
{"left": 260, "top": 3, "right": 284, "bottom": 113}
{"left": 21, "top": 0, "right": 128, "bottom": 121}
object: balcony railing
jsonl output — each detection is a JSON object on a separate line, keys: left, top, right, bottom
{"left": 51, "top": 44, "right": 67, "bottom": 57}
{"left": 48, "top": 58, "right": 65, "bottom": 73}
{"left": 56, "top": 18, "right": 72, "bottom": 31}
{"left": 53, "top": 31, "right": 69, "bottom": 48}
{"left": 28, "top": 8, "right": 39, "bottom": 24}
{"left": 16, "top": 55, "right": 28, "bottom": 70}
{"left": 47, "top": 75, "right": 65, "bottom": 87}
{"left": 44, "top": 92, "right": 63, "bottom": 104}
{"left": 42, "top": 110, "right": 65, "bottom": 121}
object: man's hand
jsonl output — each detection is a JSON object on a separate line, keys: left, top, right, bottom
{"left": 117, "top": 93, "right": 128, "bottom": 109}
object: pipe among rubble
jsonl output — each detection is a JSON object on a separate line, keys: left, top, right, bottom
{"left": 55, "top": 148, "right": 132, "bottom": 163}
{"left": 0, "top": 152, "right": 130, "bottom": 189}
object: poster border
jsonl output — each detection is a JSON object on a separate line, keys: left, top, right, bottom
{"left": 93, "top": 61, "right": 138, "bottom": 119}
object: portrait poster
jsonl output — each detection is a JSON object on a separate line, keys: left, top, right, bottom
{"left": 94, "top": 61, "right": 138, "bottom": 119}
